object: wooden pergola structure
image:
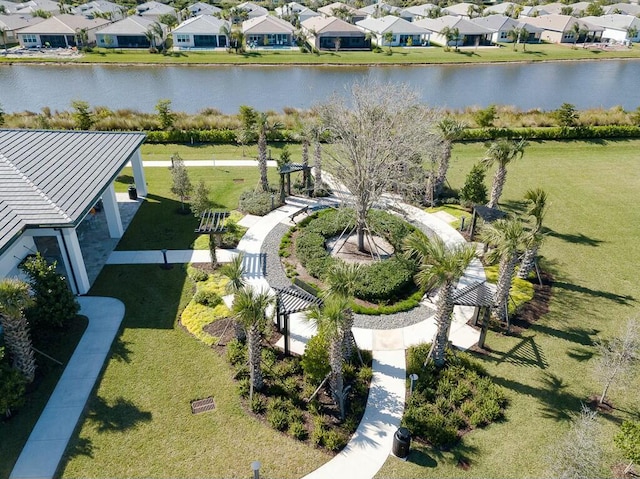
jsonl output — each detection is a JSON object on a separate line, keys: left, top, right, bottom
{"left": 273, "top": 285, "right": 323, "bottom": 356}
{"left": 469, "top": 205, "right": 507, "bottom": 240}
{"left": 194, "top": 210, "right": 230, "bottom": 266}
{"left": 278, "top": 163, "right": 312, "bottom": 202}
{"left": 452, "top": 280, "right": 497, "bottom": 349}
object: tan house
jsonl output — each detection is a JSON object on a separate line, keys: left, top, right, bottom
{"left": 524, "top": 14, "right": 603, "bottom": 44}
{"left": 301, "top": 16, "right": 370, "bottom": 50}
{"left": 317, "top": 2, "right": 366, "bottom": 23}
{"left": 242, "top": 15, "right": 295, "bottom": 47}
{"left": 17, "top": 14, "right": 110, "bottom": 48}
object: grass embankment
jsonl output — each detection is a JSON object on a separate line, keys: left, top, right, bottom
{"left": 377, "top": 139, "right": 640, "bottom": 477}
{"left": 114, "top": 165, "right": 279, "bottom": 250}
{"left": 2, "top": 43, "right": 640, "bottom": 65}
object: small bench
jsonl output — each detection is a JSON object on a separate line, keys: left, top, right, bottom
{"left": 289, "top": 206, "right": 309, "bottom": 223}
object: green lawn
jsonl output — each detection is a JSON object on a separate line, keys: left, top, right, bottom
{"left": 58, "top": 265, "right": 330, "bottom": 478}
{"left": 141, "top": 142, "right": 303, "bottom": 162}
{"left": 114, "top": 165, "right": 279, "bottom": 250}
{"left": 376, "top": 139, "right": 640, "bottom": 477}
{"left": 2, "top": 44, "right": 640, "bottom": 65}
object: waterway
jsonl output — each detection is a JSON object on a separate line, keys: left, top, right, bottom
{"left": 1, "top": 60, "right": 638, "bottom": 113}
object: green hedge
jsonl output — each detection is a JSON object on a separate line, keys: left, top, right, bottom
{"left": 459, "top": 125, "right": 640, "bottom": 141}
{"left": 145, "top": 129, "right": 298, "bottom": 144}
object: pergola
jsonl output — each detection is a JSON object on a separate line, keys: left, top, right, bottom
{"left": 194, "top": 210, "right": 230, "bottom": 266}
{"left": 452, "top": 280, "right": 497, "bottom": 349}
{"left": 278, "top": 163, "right": 312, "bottom": 202}
{"left": 469, "top": 204, "right": 507, "bottom": 240}
{"left": 273, "top": 285, "right": 323, "bottom": 356}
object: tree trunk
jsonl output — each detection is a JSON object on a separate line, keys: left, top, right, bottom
{"left": 258, "top": 131, "right": 269, "bottom": 192}
{"left": 517, "top": 244, "right": 538, "bottom": 279}
{"left": 302, "top": 139, "right": 309, "bottom": 192}
{"left": 493, "top": 255, "right": 518, "bottom": 324}
{"left": 487, "top": 165, "right": 507, "bottom": 208}
{"left": 313, "top": 141, "right": 322, "bottom": 196}
{"left": 209, "top": 233, "right": 218, "bottom": 268}
{"left": 329, "top": 334, "right": 344, "bottom": 418}
{"left": 433, "top": 281, "right": 455, "bottom": 368}
{"left": 0, "top": 314, "right": 36, "bottom": 383}
{"left": 435, "top": 142, "right": 452, "bottom": 195}
{"left": 342, "top": 308, "right": 354, "bottom": 361}
{"left": 247, "top": 322, "right": 263, "bottom": 391}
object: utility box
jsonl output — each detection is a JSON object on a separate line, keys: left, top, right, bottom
{"left": 392, "top": 427, "right": 411, "bottom": 459}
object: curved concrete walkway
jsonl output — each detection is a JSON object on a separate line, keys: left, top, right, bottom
{"left": 10, "top": 297, "right": 124, "bottom": 479}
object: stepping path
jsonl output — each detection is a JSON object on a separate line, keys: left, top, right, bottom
{"left": 10, "top": 297, "right": 125, "bottom": 479}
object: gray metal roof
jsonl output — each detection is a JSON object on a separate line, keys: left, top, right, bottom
{"left": 452, "top": 280, "right": 497, "bottom": 307}
{"left": 0, "top": 129, "right": 146, "bottom": 253}
{"left": 274, "top": 285, "right": 323, "bottom": 314}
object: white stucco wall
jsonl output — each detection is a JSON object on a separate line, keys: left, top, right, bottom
{"left": 0, "top": 235, "right": 36, "bottom": 283}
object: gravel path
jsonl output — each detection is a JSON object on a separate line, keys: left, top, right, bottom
{"left": 261, "top": 219, "right": 436, "bottom": 330}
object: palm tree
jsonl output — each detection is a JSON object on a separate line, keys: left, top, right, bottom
{"left": 435, "top": 117, "right": 466, "bottom": 196}
{"left": 232, "top": 287, "right": 273, "bottom": 395}
{"left": 0, "top": 279, "right": 36, "bottom": 383}
{"left": 403, "top": 232, "right": 476, "bottom": 368}
{"left": 256, "top": 112, "right": 283, "bottom": 193}
{"left": 518, "top": 188, "right": 548, "bottom": 279}
{"left": 480, "top": 218, "right": 527, "bottom": 328}
{"left": 571, "top": 22, "right": 587, "bottom": 48}
{"left": 1, "top": 27, "right": 9, "bottom": 54}
{"left": 481, "top": 138, "right": 528, "bottom": 208}
{"left": 220, "top": 253, "right": 246, "bottom": 340}
{"left": 144, "top": 29, "right": 157, "bottom": 50}
{"left": 150, "top": 22, "right": 166, "bottom": 52}
{"left": 440, "top": 26, "right": 460, "bottom": 51}
{"left": 507, "top": 27, "right": 528, "bottom": 51}
{"left": 306, "top": 296, "right": 350, "bottom": 419}
{"left": 324, "top": 262, "right": 363, "bottom": 362}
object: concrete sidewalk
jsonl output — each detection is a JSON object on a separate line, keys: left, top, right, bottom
{"left": 138, "top": 160, "right": 279, "bottom": 168}
{"left": 10, "top": 297, "right": 124, "bottom": 479}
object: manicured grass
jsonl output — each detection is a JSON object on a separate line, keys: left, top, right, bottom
{"left": 0, "top": 316, "right": 88, "bottom": 479}
{"left": 58, "top": 265, "right": 330, "bottom": 478}
{"left": 114, "top": 165, "right": 279, "bottom": 250}
{"left": 376, "top": 139, "right": 640, "bottom": 477}
{"left": 3, "top": 44, "right": 640, "bottom": 65}
{"left": 141, "top": 142, "right": 304, "bottom": 162}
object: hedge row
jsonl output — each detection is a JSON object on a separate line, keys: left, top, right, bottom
{"left": 458, "top": 125, "right": 640, "bottom": 141}
{"left": 145, "top": 128, "right": 298, "bottom": 144}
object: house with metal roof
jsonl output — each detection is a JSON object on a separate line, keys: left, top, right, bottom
{"left": 16, "top": 14, "right": 111, "bottom": 48}
{"left": 95, "top": 16, "right": 157, "bottom": 48}
{"left": 414, "top": 15, "right": 494, "bottom": 47}
{"left": 0, "top": 14, "right": 45, "bottom": 46}
{"left": 356, "top": 15, "right": 430, "bottom": 47}
{"left": 301, "top": 15, "right": 370, "bottom": 50}
{"left": 582, "top": 14, "right": 640, "bottom": 44}
{"left": 172, "top": 14, "right": 229, "bottom": 49}
{"left": 0, "top": 129, "right": 147, "bottom": 294}
{"left": 524, "top": 14, "right": 603, "bottom": 43}
{"left": 470, "top": 14, "right": 543, "bottom": 44}
{"left": 72, "top": 0, "right": 125, "bottom": 21}
{"left": 242, "top": 15, "right": 295, "bottom": 47}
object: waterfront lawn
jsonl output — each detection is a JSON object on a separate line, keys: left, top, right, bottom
{"left": 2, "top": 44, "right": 639, "bottom": 65}
{"left": 114, "top": 165, "right": 278, "bottom": 250}
{"left": 141, "top": 142, "right": 304, "bottom": 162}
{"left": 377, "top": 139, "right": 640, "bottom": 477}
{"left": 57, "top": 265, "right": 330, "bottom": 478}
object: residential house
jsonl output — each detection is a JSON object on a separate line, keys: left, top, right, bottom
{"left": 524, "top": 14, "right": 603, "bottom": 43}
{"left": 604, "top": 3, "right": 640, "bottom": 16}
{"left": 414, "top": 15, "right": 494, "bottom": 47}
{"left": 0, "top": 14, "right": 45, "bottom": 45}
{"left": 442, "top": 2, "right": 483, "bottom": 18}
{"left": 236, "top": 2, "right": 268, "bottom": 19}
{"left": 135, "top": 1, "right": 176, "bottom": 21}
{"left": 275, "top": 2, "right": 318, "bottom": 25}
{"left": 536, "top": 1, "right": 591, "bottom": 16}
{"left": 484, "top": 2, "right": 548, "bottom": 18}
{"left": 12, "top": 0, "right": 60, "bottom": 16}
{"left": 172, "top": 14, "right": 228, "bottom": 48}
{"left": 399, "top": 3, "right": 439, "bottom": 22}
{"left": 0, "top": 0, "right": 19, "bottom": 14}
{"left": 72, "top": 0, "right": 125, "bottom": 21}
{"left": 186, "top": 2, "right": 221, "bottom": 17}
{"left": 95, "top": 16, "right": 158, "bottom": 48}
{"left": 356, "top": 15, "right": 430, "bottom": 46}
{"left": 0, "top": 129, "right": 147, "bottom": 295}
{"left": 243, "top": 15, "right": 295, "bottom": 47}
{"left": 317, "top": 2, "right": 366, "bottom": 24}
{"left": 470, "top": 14, "right": 543, "bottom": 44}
{"left": 582, "top": 14, "right": 640, "bottom": 44}
{"left": 17, "top": 14, "right": 111, "bottom": 48}
{"left": 358, "top": 2, "right": 401, "bottom": 19}
{"left": 301, "top": 15, "right": 370, "bottom": 50}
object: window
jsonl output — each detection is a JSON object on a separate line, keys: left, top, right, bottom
{"left": 500, "top": 31, "right": 507, "bottom": 39}
{"left": 175, "top": 34, "right": 189, "bottom": 43}
{"left": 23, "top": 34, "right": 38, "bottom": 43}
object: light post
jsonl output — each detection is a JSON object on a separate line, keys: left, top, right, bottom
{"left": 251, "top": 461, "right": 261, "bottom": 479}
{"left": 409, "top": 373, "right": 418, "bottom": 395}
{"left": 270, "top": 193, "right": 275, "bottom": 210}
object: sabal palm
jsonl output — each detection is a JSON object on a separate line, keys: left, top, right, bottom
{"left": 324, "top": 262, "right": 363, "bottom": 361}
{"left": 257, "top": 112, "right": 283, "bottom": 193}
{"left": 481, "top": 138, "right": 528, "bottom": 208}
{"left": 403, "top": 232, "right": 476, "bottom": 368}
{"left": 518, "top": 188, "right": 548, "bottom": 279}
{"left": 232, "top": 287, "right": 273, "bottom": 392}
{"left": 0, "top": 279, "right": 36, "bottom": 382}
{"left": 220, "top": 253, "right": 245, "bottom": 295}
{"left": 480, "top": 218, "right": 527, "bottom": 326}
{"left": 306, "top": 296, "right": 349, "bottom": 419}
{"left": 435, "top": 117, "right": 466, "bottom": 195}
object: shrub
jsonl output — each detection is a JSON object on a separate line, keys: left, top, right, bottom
{"left": 301, "top": 333, "right": 330, "bottom": 385}
{"left": 289, "top": 421, "right": 308, "bottom": 441}
{"left": 237, "top": 378, "right": 250, "bottom": 398}
{"left": 311, "top": 416, "right": 326, "bottom": 446}
{"left": 238, "top": 190, "right": 275, "bottom": 216}
{"left": 473, "top": 104, "right": 497, "bottom": 128}
{"left": 0, "top": 349, "right": 26, "bottom": 417}
{"left": 267, "top": 408, "right": 289, "bottom": 431}
{"left": 354, "top": 258, "right": 416, "bottom": 303}
{"left": 226, "top": 338, "right": 247, "bottom": 367}
{"left": 323, "top": 430, "right": 348, "bottom": 451}
{"left": 403, "top": 403, "right": 458, "bottom": 447}
{"left": 250, "top": 394, "right": 267, "bottom": 414}
{"left": 273, "top": 358, "right": 302, "bottom": 379}
{"left": 193, "top": 289, "right": 222, "bottom": 307}
{"left": 187, "top": 265, "right": 208, "bottom": 282}
{"left": 459, "top": 163, "right": 488, "bottom": 207}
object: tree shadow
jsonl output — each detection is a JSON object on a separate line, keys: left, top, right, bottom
{"left": 110, "top": 336, "right": 133, "bottom": 363}
{"left": 500, "top": 199, "right": 528, "bottom": 216}
{"left": 87, "top": 396, "right": 152, "bottom": 433}
{"left": 64, "top": 436, "right": 94, "bottom": 460}
{"left": 537, "top": 372, "right": 581, "bottom": 421}
{"left": 521, "top": 50, "right": 547, "bottom": 57}
{"left": 552, "top": 281, "right": 635, "bottom": 305}
{"left": 544, "top": 228, "right": 604, "bottom": 247}
{"left": 530, "top": 322, "right": 598, "bottom": 346}
{"left": 566, "top": 346, "right": 594, "bottom": 362}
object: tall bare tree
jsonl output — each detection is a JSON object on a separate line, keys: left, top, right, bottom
{"left": 316, "top": 80, "right": 439, "bottom": 252}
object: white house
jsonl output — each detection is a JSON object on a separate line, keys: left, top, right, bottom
{"left": 356, "top": 15, "right": 430, "bottom": 46}
{"left": 172, "top": 14, "right": 229, "bottom": 49}
{"left": 414, "top": 15, "right": 494, "bottom": 47}
{"left": 0, "top": 129, "right": 147, "bottom": 295}
{"left": 358, "top": 1, "right": 401, "bottom": 19}
{"left": 242, "top": 15, "right": 295, "bottom": 47}
{"left": 95, "top": 16, "right": 158, "bottom": 48}
{"left": 17, "top": 14, "right": 111, "bottom": 48}
{"left": 470, "top": 14, "right": 543, "bottom": 44}
{"left": 135, "top": 1, "right": 176, "bottom": 21}
{"left": 317, "top": 2, "right": 367, "bottom": 23}
{"left": 582, "top": 14, "right": 640, "bottom": 44}
{"left": 604, "top": 3, "right": 640, "bottom": 16}
{"left": 71, "top": 0, "right": 125, "bottom": 21}
{"left": 524, "top": 14, "right": 603, "bottom": 44}
{"left": 399, "top": 3, "right": 439, "bottom": 22}
{"left": 0, "top": 14, "right": 45, "bottom": 45}
{"left": 275, "top": 2, "right": 319, "bottom": 24}
{"left": 186, "top": 2, "right": 221, "bottom": 17}
{"left": 236, "top": 2, "right": 268, "bottom": 19}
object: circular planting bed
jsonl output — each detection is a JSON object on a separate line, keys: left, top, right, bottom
{"left": 280, "top": 208, "right": 426, "bottom": 314}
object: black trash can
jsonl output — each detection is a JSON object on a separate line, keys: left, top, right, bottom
{"left": 392, "top": 427, "right": 411, "bottom": 459}
{"left": 128, "top": 185, "right": 137, "bottom": 200}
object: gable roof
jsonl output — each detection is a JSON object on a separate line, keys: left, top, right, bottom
{"left": 302, "top": 15, "right": 363, "bottom": 35}
{"left": 187, "top": 2, "right": 221, "bottom": 15}
{"left": 136, "top": 1, "right": 175, "bottom": 16}
{"left": 582, "top": 13, "right": 640, "bottom": 31}
{"left": 358, "top": 2, "right": 401, "bottom": 16}
{"left": 471, "top": 14, "right": 544, "bottom": 33}
{"left": 356, "top": 15, "right": 429, "bottom": 35}
{"left": 604, "top": 3, "right": 640, "bottom": 16}
{"left": 0, "top": 14, "right": 46, "bottom": 31}
{"left": 524, "top": 14, "right": 603, "bottom": 33}
{"left": 442, "top": 2, "right": 479, "bottom": 17}
{"left": 242, "top": 14, "right": 294, "bottom": 34}
{"left": 17, "top": 14, "right": 110, "bottom": 34}
{"left": 95, "top": 15, "right": 157, "bottom": 35}
{"left": 173, "top": 14, "right": 228, "bottom": 34}
{"left": 0, "top": 130, "right": 146, "bottom": 255}
{"left": 401, "top": 3, "right": 438, "bottom": 18}
{"left": 72, "top": 0, "right": 124, "bottom": 18}
{"left": 237, "top": 2, "right": 268, "bottom": 17}
{"left": 317, "top": 2, "right": 365, "bottom": 18}
{"left": 414, "top": 15, "right": 493, "bottom": 35}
